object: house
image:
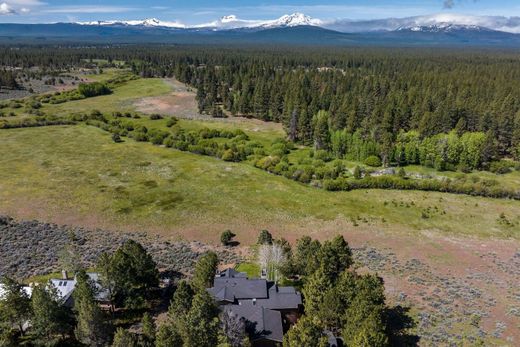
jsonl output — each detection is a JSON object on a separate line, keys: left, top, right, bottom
{"left": 50, "top": 271, "right": 110, "bottom": 307}
{"left": 208, "top": 268, "right": 302, "bottom": 346}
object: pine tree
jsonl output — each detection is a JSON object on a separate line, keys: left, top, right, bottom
{"left": 181, "top": 291, "right": 219, "bottom": 347}
{"left": 112, "top": 328, "right": 136, "bottom": 347}
{"left": 302, "top": 267, "right": 332, "bottom": 318}
{"left": 31, "top": 284, "right": 72, "bottom": 341}
{"left": 192, "top": 252, "right": 219, "bottom": 292}
{"left": 0, "top": 277, "right": 31, "bottom": 336}
{"left": 283, "top": 315, "right": 328, "bottom": 347}
{"left": 313, "top": 110, "right": 331, "bottom": 151}
{"left": 140, "top": 312, "right": 156, "bottom": 346}
{"left": 73, "top": 271, "right": 109, "bottom": 346}
{"left": 155, "top": 323, "right": 182, "bottom": 347}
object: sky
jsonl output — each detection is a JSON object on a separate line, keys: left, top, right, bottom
{"left": 1, "top": 0, "right": 520, "bottom": 24}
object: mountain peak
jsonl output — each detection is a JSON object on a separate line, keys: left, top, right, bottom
{"left": 264, "top": 12, "right": 322, "bottom": 28}
{"left": 397, "top": 23, "right": 489, "bottom": 33}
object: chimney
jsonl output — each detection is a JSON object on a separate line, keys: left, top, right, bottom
{"left": 62, "top": 270, "right": 68, "bottom": 280}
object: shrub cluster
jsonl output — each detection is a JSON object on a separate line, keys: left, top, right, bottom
{"left": 323, "top": 175, "right": 520, "bottom": 200}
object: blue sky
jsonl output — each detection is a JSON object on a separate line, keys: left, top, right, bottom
{"left": 1, "top": 0, "right": 520, "bottom": 24}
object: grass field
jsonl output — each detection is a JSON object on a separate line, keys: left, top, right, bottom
{"left": 0, "top": 125, "right": 518, "bottom": 242}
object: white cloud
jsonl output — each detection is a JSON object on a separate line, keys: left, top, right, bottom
{"left": 0, "top": 2, "right": 16, "bottom": 15}
{"left": 7, "top": 0, "right": 45, "bottom": 4}
{"left": 325, "top": 13, "right": 520, "bottom": 34}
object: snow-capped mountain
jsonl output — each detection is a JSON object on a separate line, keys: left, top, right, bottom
{"left": 259, "top": 13, "right": 322, "bottom": 28}
{"left": 79, "top": 13, "right": 321, "bottom": 31}
{"left": 78, "top": 18, "right": 185, "bottom": 29}
{"left": 396, "top": 23, "right": 490, "bottom": 33}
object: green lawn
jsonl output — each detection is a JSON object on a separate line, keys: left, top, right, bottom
{"left": 0, "top": 125, "right": 518, "bottom": 243}
{"left": 235, "top": 263, "right": 261, "bottom": 278}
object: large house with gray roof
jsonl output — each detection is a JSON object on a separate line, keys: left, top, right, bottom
{"left": 208, "top": 268, "right": 302, "bottom": 346}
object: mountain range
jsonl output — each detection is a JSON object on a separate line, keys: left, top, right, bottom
{"left": 2, "top": 12, "right": 520, "bottom": 47}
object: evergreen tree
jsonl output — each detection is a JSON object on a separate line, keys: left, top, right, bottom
{"left": 110, "top": 240, "right": 159, "bottom": 307}
{"left": 0, "top": 277, "right": 31, "bottom": 336}
{"left": 155, "top": 323, "right": 182, "bottom": 347}
{"left": 31, "top": 284, "right": 72, "bottom": 341}
{"left": 294, "top": 236, "right": 321, "bottom": 276}
{"left": 168, "top": 280, "right": 194, "bottom": 319}
{"left": 112, "top": 328, "right": 136, "bottom": 347}
{"left": 302, "top": 267, "right": 332, "bottom": 318}
{"left": 313, "top": 110, "right": 331, "bottom": 151}
{"left": 318, "top": 235, "right": 353, "bottom": 281}
{"left": 181, "top": 291, "right": 219, "bottom": 347}
{"left": 192, "top": 252, "right": 219, "bottom": 292}
{"left": 283, "top": 316, "right": 328, "bottom": 347}
{"left": 73, "top": 271, "right": 109, "bottom": 346}
{"left": 141, "top": 312, "right": 156, "bottom": 347}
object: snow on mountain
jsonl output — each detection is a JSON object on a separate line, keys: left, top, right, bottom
{"left": 78, "top": 18, "right": 185, "bottom": 29}
{"left": 259, "top": 13, "right": 322, "bottom": 28}
{"left": 325, "top": 14, "right": 520, "bottom": 34}
{"left": 79, "top": 13, "right": 321, "bottom": 31}
{"left": 396, "top": 23, "right": 489, "bottom": 33}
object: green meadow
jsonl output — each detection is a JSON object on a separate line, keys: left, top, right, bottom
{"left": 0, "top": 124, "right": 518, "bottom": 242}
{"left": 1, "top": 71, "right": 519, "bottom": 242}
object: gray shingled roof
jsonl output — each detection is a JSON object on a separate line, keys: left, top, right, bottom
{"left": 225, "top": 304, "right": 284, "bottom": 343}
{"left": 210, "top": 277, "right": 268, "bottom": 302}
{"left": 218, "top": 268, "right": 248, "bottom": 278}
{"left": 241, "top": 282, "right": 302, "bottom": 310}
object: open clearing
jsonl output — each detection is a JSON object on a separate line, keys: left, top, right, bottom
{"left": 1, "top": 75, "right": 520, "bottom": 345}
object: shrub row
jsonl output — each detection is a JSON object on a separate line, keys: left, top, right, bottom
{"left": 323, "top": 176, "right": 520, "bottom": 200}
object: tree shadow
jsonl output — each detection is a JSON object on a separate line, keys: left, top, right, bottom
{"left": 226, "top": 241, "right": 241, "bottom": 247}
{"left": 386, "top": 305, "right": 420, "bottom": 347}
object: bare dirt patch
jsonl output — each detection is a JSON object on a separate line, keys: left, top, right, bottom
{"left": 134, "top": 78, "right": 204, "bottom": 119}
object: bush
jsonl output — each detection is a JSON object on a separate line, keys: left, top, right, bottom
{"left": 150, "top": 114, "right": 163, "bottom": 120}
{"left": 112, "top": 133, "right": 122, "bottom": 143}
{"left": 255, "top": 156, "right": 281, "bottom": 172}
{"left": 221, "top": 149, "right": 235, "bottom": 162}
{"left": 489, "top": 161, "right": 513, "bottom": 175}
{"left": 313, "top": 150, "right": 331, "bottom": 162}
{"left": 78, "top": 82, "right": 111, "bottom": 97}
{"left": 220, "top": 230, "right": 236, "bottom": 246}
{"left": 166, "top": 117, "right": 178, "bottom": 127}
{"left": 364, "top": 155, "right": 382, "bottom": 167}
